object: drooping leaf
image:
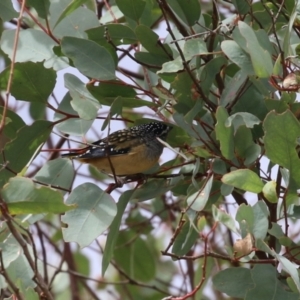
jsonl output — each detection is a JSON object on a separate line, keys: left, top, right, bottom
{"left": 61, "top": 183, "right": 117, "bottom": 248}
{"left": 264, "top": 110, "right": 300, "bottom": 189}
{"left": 172, "top": 219, "right": 199, "bottom": 256}
{"left": 215, "top": 107, "right": 235, "bottom": 160}
{"left": 102, "top": 190, "right": 133, "bottom": 276}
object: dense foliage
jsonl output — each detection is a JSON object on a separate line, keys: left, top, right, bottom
{"left": 1, "top": 0, "right": 300, "bottom": 299}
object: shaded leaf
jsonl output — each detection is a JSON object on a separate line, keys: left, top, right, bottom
{"left": 167, "top": 0, "right": 200, "bottom": 26}
{"left": 0, "top": 0, "right": 18, "bottom": 21}
{"left": 213, "top": 267, "right": 253, "bottom": 298}
{"left": 27, "top": 0, "right": 50, "bottom": 19}
{"left": 0, "top": 62, "right": 56, "bottom": 103}
{"left": 215, "top": 107, "right": 235, "bottom": 160}
{"left": 114, "top": 231, "right": 156, "bottom": 282}
{"left": 172, "top": 220, "right": 199, "bottom": 256}
{"left": 2, "top": 120, "right": 52, "bottom": 175}
{"left": 246, "top": 264, "right": 299, "bottom": 300}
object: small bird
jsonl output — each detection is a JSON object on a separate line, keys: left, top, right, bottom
{"left": 62, "top": 122, "right": 172, "bottom": 176}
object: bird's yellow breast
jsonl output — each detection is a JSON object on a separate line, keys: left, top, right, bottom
{"left": 78, "top": 144, "right": 160, "bottom": 175}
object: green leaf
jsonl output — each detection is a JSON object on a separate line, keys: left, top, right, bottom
{"left": 187, "top": 176, "right": 213, "bottom": 211}
{"left": 0, "top": 107, "right": 25, "bottom": 141}
{"left": 135, "top": 25, "right": 172, "bottom": 57}
{"left": 102, "top": 190, "right": 133, "bottom": 276}
{"left": 252, "top": 201, "right": 269, "bottom": 240}
{"left": 0, "top": 29, "right": 68, "bottom": 70}
{"left": 0, "top": 236, "right": 21, "bottom": 268}
{"left": 54, "top": 92, "right": 93, "bottom": 136}
{"left": 263, "top": 110, "right": 300, "bottom": 188}
{"left": 113, "top": 231, "right": 156, "bottom": 282}
{"left": 236, "top": 204, "right": 254, "bottom": 237}
{"left": 232, "top": 0, "right": 250, "bottom": 14}
{"left": 61, "top": 183, "right": 117, "bottom": 248}
{"left": 2, "top": 120, "right": 52, "bottom": 176}
{"left": 0, "top": 0, "right": 18, "bottom": 21}
{"left": 167, "top": 0, "right": 201, "bottom": 26}
{"left": 262, "top": 181, "right": 278, "bottom": 203}
{"left": 115, "top": 0, "right": 146, "bottom": 22}
{"left": 64, "top": 73, "right": 100, "bottom": 120}
{"left": 183, "top": 38, "right": 208, "bottom": 61}
{"left": 234, "top": 126, "right": 261, "bottom": 165}
{"left": 268, "top": 223, "right": 292, "bottom": 246}
{"left": 235, "top": 21, "right": 273, "bottom": 78}
{"left": 213, "top": 267, "right": 253, "bottom": 298}
{"left": 221, "top": 41, "right": 255, "bottom": 75}
{"left": 225, "top": 112, "right": 261, "bottom": 131}
{"left": 158, "top": 56, "right": 184, "bottom": 73}
{"left": 135, "top": 51, "right": 170, "bottom": 68}
{"left": 1, "top": 177, "right": 72, "bottom": 215}
{"left": 61, "top": 36, "right": 116, "bottom": 80}
{"left": 220, "top": 70, "right": 248, "bottom": 107}
{"left": 7, "top": 253, "right": 36, "bottom": 290}
{"left": 27, "top": 0, "right": 50, "bottom": 19}
{"left": 212, "top": 205, "right": 238, "bottom": 233}
{"left": 34, "top": 158, "right": 75, "bottom": 191}
{"left": 50, "top": 4, "right": 99, "bottom": 39}
{"left": 172, "top": 219, "right": 199, "bottom": 256}
{"left": 53, "top": 0, "right": 90, "bottom": 28}
{"left": 87, "top": 24, "right": 137, "bottom": 46}
{"left": 131, "top": 179, "right": 174, "bottom": 201}
{"left": 274, "top": 254, "right": 300, "bottom": 294}
{"left": 246, "top": 264, "right": 298, "bottom": 300}
{"left": 222, "top": 169, "right": 264, "bottom": 193}
{"left": 215, "top": 107, "right": 235, "bottom": 160}
{"left": 200, "top": 56, "right": 227, "bottom": 96}
{"left": 283, "top": 5, "right": 298, "bottom": 57}
{"left": 0, "top": 62, "right": 56, "bottom": 103}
